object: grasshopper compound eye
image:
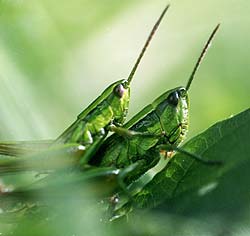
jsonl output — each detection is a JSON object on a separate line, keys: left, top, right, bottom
{"left": 114, "top": 84, "right": 125, "bottom": 98}
{"left": 178, "top": 88, "right": 187, "bottom": 98}
{"left": 168, "top": 91, "right": 179, "bottom": 106}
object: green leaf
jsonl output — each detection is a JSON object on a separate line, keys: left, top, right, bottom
{"left": 133, "top": 108, "right": 250, "bottom": 209}
{"left": 110, "top": 109, "right": 250, "bottom": 235}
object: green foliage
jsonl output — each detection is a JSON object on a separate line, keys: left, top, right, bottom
{"left": 0, "top": 1, "right": 249, "bottom": 235}
{"left": 112, "top": 109, "right": 250, "bottom": 235}
{"left": 134, "top": 108, "right": 250, "bottom": 208}
{"left": 0, "top": 109, "right": 249, "bottom": 236}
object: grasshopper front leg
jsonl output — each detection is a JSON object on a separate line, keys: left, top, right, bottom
{"left": 109, "top": 125, "right": 161, "bottom": 138}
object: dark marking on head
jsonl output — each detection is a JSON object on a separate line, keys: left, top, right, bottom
{"left": 114, "top": 84, "right": 125, "bottom": 98}
{"left": 178, "top": 88, "right": 186, "bottom": 98}
{"left": 167, "top": 91, "right": 179, "bottom": 106}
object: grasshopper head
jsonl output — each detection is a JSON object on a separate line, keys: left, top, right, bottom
{"left": 106, "top": 79, "right": 131, "bottom": 126}
{"left": 107, "top": 5, "right": 170, "bottom": 126}
{"left": 153, "top": 87, "right": 189, "bottom": 146}
{"left": 104, "top": 5, "right": 170, "bottom": 127}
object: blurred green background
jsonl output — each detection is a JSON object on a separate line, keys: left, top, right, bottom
{"left": 0, "top": 0, "right": 249, "bottom": 141}
{"left": 0, "top": 0, "right": 249, "bottom": 235}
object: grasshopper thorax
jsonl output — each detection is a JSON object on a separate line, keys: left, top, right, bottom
{"left": 153, "top": 87, "right": 189, "bottom": 146}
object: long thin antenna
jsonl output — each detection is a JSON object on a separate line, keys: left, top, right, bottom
{"left": 186, "top": 24, "right": 220, "bottom": 91}
{"left": 126, "top": 4, "right": 170, "bottom": 85}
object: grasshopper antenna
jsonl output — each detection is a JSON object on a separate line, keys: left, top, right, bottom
{"left": 186, "top": 23, "right": 220, "bottom": 91}
{"left": 126, "top": 4, "right": 170, "bottom": 86}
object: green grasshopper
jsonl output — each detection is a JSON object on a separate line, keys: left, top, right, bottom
{"left": 0, "top": 21, "right": 220, "bottom": 223}
{"left": 0, "top": 23, "right": 221, "bottom": 221}
{"left": 0, "top": 21, "right": 220, "bottom": 178}
{"left": 90, "top": 24, "right": 221, "bottom": 186}
{"left": 90, "top": 23, "right": 221, "bottom": 220}
{"left": 0, "top": 5, "right": 170, "bottom": 165}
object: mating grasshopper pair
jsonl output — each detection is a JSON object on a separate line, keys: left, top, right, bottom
{"left": 0, "top": 5, "right": 221, "bottom": 218}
